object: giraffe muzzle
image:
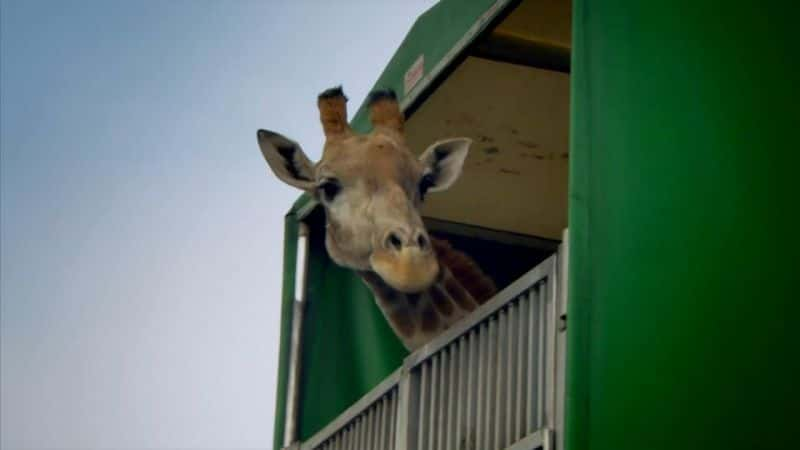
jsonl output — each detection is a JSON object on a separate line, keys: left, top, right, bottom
{"left": 369, "top": 245, "right": 440, "bottom": 293}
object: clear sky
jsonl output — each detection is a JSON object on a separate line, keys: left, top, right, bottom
{"left": 0, "top": 1, "right": 437, "bottom": 448}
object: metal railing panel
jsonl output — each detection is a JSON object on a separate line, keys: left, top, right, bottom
{"left": 408, "top": 256, "right": 556, "bottom": 450}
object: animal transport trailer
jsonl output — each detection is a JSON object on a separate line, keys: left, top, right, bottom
{"left": 267, "top": 1, "right": 795, "bottom": 450}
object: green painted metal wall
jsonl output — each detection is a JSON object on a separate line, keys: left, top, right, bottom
{"left": 566, "top": 1, "right": 798, "bottom": 450}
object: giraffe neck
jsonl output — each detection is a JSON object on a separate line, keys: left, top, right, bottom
{"left": 359, "top": 238, "right": 497, "bottom": 351}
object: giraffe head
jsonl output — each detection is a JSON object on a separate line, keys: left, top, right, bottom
{"left": 258, "top": 86, "right": 470, "bottom": 294}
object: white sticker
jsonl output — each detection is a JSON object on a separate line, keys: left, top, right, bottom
{"left": 404, "top": 54, "right": 425, "bottom": 96}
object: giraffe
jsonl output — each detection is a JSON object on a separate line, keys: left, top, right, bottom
{"left": 257, "top": 86, "right": 496, "bottom": 350}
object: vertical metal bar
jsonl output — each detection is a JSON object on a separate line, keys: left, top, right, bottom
{"left": 347, "top": 424, "right": 355, "bottom": 450}
{"left": 516, "top": 293, "right": 529, "bottom": 440}
{"left": 359, "top": 411, "right": 366, "bottom": 450}
{"left": 507, "top": 300, "right": 518, "bottom": 444}
{"left": 362, "top": 414, "right": 369, "bottom": 450}
{"left": 547, "top": 261, "right": 560, "bottom": 434}
{"left": 467, "top": 329, "right": 479, "bottom": 450}
{"left": 527, "top": 287, "right": 540, "bottom": 433}
{"left": 283, "top": 223, "right": 310, "bottom": 448}
{"left": 556, "top": 229, "right": 569, "bottom": 450}
{"left": 363, "top": 413, "right": 370, "bottom": 450}
{"left": 372, "top": 404, "right": 379, "bottom": 450}
{"left": 416, "top": 363, "right": 429, "bottom": 450}
{"left": 475, "top": 322, "right": 487, "bottom": 450}
{"left": 455, "top": 335, "right": 467, "bottom": 450}
{"left": 375, "top": 399, "right": 384, "bottom": 450}
{"left": 372, "top": 405, "right": 378, "bottom": 450}
{"left": 390, "top": 389, "right": 398, "bottom": 450}
{"left": 396, "top": 370, "right": 418, "bottom": 450}
{"left": 447, "top": 341, "right": 458, "bottom": 450}
{"left": 390, "top": 391, "right": 397, "bottom": 450}
{"left": 438, "top": 348, "right": 449, "bottom": 450}
{"left": 378, "top": 395, "right": 387, "bottom": 450}
{"left": 386, "top": 391, "right": 393, "bottom": 450}
{"left": 537, "top": 281, "right": 547, "bottom": 430}
{"left": 428, "top": 355, "right": 439, "bottom": 450}
{"left": 366, "top": 407, "right": 373, "bottom": 450}
{"left": 374, "top": 401, "right": 382, "bottom": 450}
{"left": 484, "top": 316, "right": 497, "bottom": 450}
{"left": 495, "top": 309, "right": 508, "bottom": 449}
{"left": 354, "top": 417, "right": 362, "bottom": 450}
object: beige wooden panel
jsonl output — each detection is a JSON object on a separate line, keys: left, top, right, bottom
{"left": 406, "top": 57, "right": 569, "bottom": 239}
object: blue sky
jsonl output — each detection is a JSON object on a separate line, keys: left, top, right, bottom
{"left": 0, "top": 1, "right": 436, "bottom": 448}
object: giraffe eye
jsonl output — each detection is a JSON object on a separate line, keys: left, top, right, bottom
{"left": 318, "top": 178, "right": 341, "bottom": 203}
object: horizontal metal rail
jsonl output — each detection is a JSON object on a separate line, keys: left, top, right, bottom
{"left": 295, "top": 250, "right": 563, "bottom": 450}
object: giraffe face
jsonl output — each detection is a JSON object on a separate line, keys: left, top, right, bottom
{"left": 257, "top": 87, "right": 470, "bottom": 294}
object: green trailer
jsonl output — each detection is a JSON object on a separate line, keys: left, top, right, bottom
{"left": 269, "top": 1, "right": 796, "bottom": 450}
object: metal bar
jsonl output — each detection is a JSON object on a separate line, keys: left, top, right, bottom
{"left": 381, "top": 398, "right": 387, "bottom": 450}
{"left": 537, "top": 282, "right": 547, "bottom": 430}
{"left": 365, "top": 407, "right": 373, "bottom": 450}
{"left": 475, "top": 321, "right": 487, "bottom": 450}
{"left": 375, "top": 398, "right": 383, "bottom": 450}
{"left": 446, "top": 341, "right": 458, "bottom": 450}
{"left": 466, "top": 329, "right": 478, "bottom": 450}
{"left": 495, "top": 308, "right": 508, "bottom": 449}
{"left": 372, "top": 404, "right": 379, "bottom": 450}
{"left": 516, "top": 294, "right": 529, "bottom": 440}
{"left": 484, "top": 316, "right": 497, "bottom": 450}
{"left": 546, "top": 260, "right": 559, "bottom": 433}
{"left": 526, "top": 288, "right": 539, "bottom": 433}
{"left": 506, "top": 300, "right": 518, "bottom": 444}
{"left": 455, "top": 335, "right": 467, "bottom": 450}
{"left": 283, "top": 222, "right": 310, "bottom": 448}
{"left": 361, "top": 414, "right": 368, "bottom": 450}
{"left": 416, "top": 363, "right": 429, "bottom": 450}
{"left": 390, "top": 389, "right": 398, "bottom": 450}
{"left": 353, "top": 417, "right": 361, "bottom": 450}
{"left": 405, "top": 256, "right": 557, "bottom": 369}
{"left": 428, "top": 355, "right": 439, "bottom": 450}
{"left": 438, "top": 348, "right": 449, "bottom": 450}
{"left": 555, "top": 229, "right": 569, "bottom": 450}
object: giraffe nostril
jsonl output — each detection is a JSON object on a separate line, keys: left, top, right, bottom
{"left": 417, "top": 233, "right": 428, "bottom": 249}
{"left": 386, "top": 232, "right": 403, "bottom": 251}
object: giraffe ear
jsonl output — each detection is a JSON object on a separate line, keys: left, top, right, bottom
{"left": 418, "top": 138, "right": 471, "bottom": 193}
{"left": 257, "top": 129, "right": 316, "bottom": 190}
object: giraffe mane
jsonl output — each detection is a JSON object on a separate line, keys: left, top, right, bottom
{"left": 431, "top": 237, "right": 497, "bottom": 304}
